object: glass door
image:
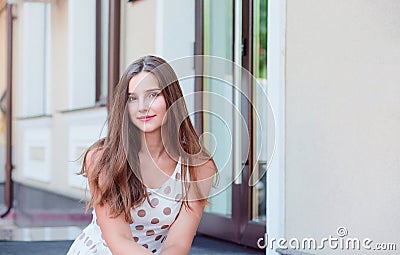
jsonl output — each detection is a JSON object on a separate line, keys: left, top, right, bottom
{"left": 196, "top": 0, "right": 239, "bottom": 243}
{"left": 238, "top": 0, "right": 269, "bottom": 246}
{"left": 195, "top": 0, "right": 269, "bottom": 249}
{"left": 251, "top": 0, "right": 268, "bottom": 224}
{"left": 202, "top": 0, "right": 233, "bottom": 218}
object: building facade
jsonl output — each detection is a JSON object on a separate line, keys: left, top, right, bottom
{"left": 2, "top": 0, "right": 400, "bottom": 255}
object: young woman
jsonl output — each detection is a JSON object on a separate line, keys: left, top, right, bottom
{"left": 67, "top": 55, "right": 217, "bottom": 255}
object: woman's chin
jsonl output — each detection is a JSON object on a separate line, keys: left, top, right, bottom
{"left": 136, "top": 125, "right": 160, "bottom": 134}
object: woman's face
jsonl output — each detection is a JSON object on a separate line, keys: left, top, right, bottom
{"left": 127, "top": 71, "right": 167, "bottom": 133}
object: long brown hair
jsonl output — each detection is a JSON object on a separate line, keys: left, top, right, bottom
{"left": 81, "top": 55, "right": 217, "bottom": 222}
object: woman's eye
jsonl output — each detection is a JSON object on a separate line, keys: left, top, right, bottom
{"left": 128, "top": 96, "right": 137, "bottom": 102}
{"left": 149, "top": 92, "right": 159, "bottom": 98}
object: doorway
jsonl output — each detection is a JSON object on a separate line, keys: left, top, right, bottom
{"left": 195, "top": 0, "right": 268, "bottom": 248}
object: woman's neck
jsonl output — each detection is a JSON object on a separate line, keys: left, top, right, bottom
{"left": 139, "top": 131, "right": 166, "bottom": 160}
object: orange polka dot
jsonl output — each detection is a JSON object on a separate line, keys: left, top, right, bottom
{"left": 164, "top": 186, "right": 171, "bottom": 195}
{"left": 135, "top": 225, "right": 144, "bottom": 230}
{"left": 86, "top": 240, "right": 93, "bottom": 247}
{"left": 150, "top": 198, "right": 159, "bottom": 207}
{"left": 146, "top": 230, "right": 155, "bottom": 236}
{"left": 137, "top": 209, "right": 146, "bottom": 217}
{"left": 151, "top": 218, "right": 160, "bottom": 224}
{"left": 175, "top": 194, "right": 182, "bottom": 202}
{"left": 163, "top": 207, "right": 171, "bottom": 215}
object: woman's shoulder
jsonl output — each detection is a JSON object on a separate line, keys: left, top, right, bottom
{"left": 83, "top": 140, "right": 105, "bottom": 178}
{"left": 186, "top": 159, "right": 217, "bottom": 204}
{"left": 193, "top": 159, "right": 217, "bottom": 179}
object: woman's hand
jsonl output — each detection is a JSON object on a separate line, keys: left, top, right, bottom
{"left": 159, "top": 160, "right": 216, "bottom": 255}
{"left": 95, "top": 203, "right": 153, "bottom": 255}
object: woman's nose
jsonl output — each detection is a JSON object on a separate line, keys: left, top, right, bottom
{"left": 138, "top": 98, "right": 149, "bottom": 112}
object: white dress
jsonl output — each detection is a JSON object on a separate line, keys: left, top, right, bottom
{"left": 67, "top": 159, "right": 183, "bottom": 255}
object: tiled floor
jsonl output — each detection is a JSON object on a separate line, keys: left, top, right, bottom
{"left": 1, "top": 226, "right": 82, "bottom": 241}
{"left": 0, "top": 236, "right": 264, "bottom": 255}
{"left": 0, "top": 184, "right": 266, "bottom": 254}
{"left": 0, "top": 221, "right": 264, "bottom": 254}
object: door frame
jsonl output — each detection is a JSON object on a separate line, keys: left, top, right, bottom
{"left": 194, "top": 0, "right": 248, "bottom": 245}
{"left": 194, "top": 0, "right": 286, "bottom": 249}
{"left": 266, "top": 0, "right": 286, "bottom": 253}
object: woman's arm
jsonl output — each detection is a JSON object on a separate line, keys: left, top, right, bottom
{"left": 158, "top": 199, "right": 205, "bottom": 255}
{"left": 86, "top": 149, "right": 153, "bottom": 255}
{"left": 95, "top": 203, "right": 153, "bottom": 255}
{"left": 159, "top": 160, "right": 216, "bottom": 255}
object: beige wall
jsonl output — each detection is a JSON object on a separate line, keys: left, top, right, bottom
{"left": 9, "top": 0, "right": 195, "bottom": 201}
{"left": 11, "top": 0, "right": 107, "bottom": 200}
{"left": 0, "top": 6, "right": 7, "bottom": 182}
{"left": 0, "top": 8, "right": 6, "bottom": 99}
{"left": 121, "top": 0, "right": 157, "bottom": 69}
{"left": 49, "top": 0, "right": 73, "bottom": 197}
{"left": 285, "top": 0, "right": 400, "bottom": 254}
{"left": 51, "top": 0, "right": 69, "bottom": 111}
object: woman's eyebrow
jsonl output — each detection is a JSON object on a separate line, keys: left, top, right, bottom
{"left": 128, "top": 88, "right": 161, "bottom": 95}
{"left": 145, "top": 88, "right": 161, "bottom": 92}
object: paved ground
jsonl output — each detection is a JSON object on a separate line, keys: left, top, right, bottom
{"left": 0, "top": 204, "right": 265, "bottom": 254}
{"left": 0, "top": 235, "right": 264, "bottom": 255}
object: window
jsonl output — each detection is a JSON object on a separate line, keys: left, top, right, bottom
{"left": 68, "top": 0, "right": 109, "bottom": 109}
{"left": 68, "top": 0, "right": 95, "bottom": 109}
{"left": 97, "top": 0, "right": 109, "bottom": 105}
{"left": 22, "top": 2, "right": 51, "bottom": 116}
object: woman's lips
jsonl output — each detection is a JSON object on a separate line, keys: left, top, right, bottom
{"left": 137, "top": 115, "right": 155, "bottom": 122}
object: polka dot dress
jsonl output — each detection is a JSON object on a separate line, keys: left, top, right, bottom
{"left": 67, "top": 158, "right": 184, "bottom": 255}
